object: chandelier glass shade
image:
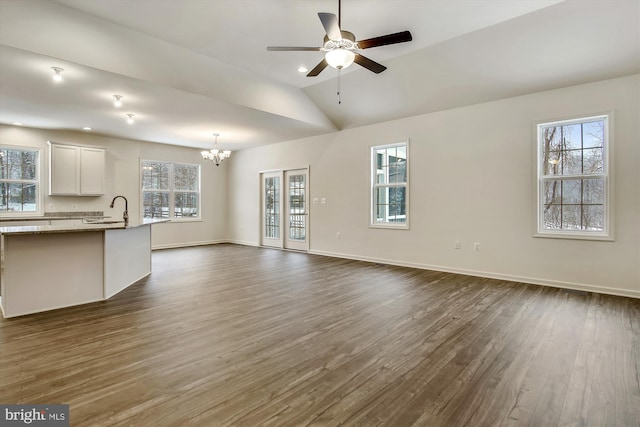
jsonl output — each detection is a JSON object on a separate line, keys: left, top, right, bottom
{"left": 201, "top": 148, "right": 231, "bottom": 166}
{"left": 201, "top": 134, "right": 231, "bottom": 166}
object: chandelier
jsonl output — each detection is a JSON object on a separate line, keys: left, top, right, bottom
{"left": 201, "top": 133, "right": 231, "bottom": 166}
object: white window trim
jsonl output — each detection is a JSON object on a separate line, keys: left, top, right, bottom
{"left": 533, "top": 113, "right": 613, "bottom": 241}
{"left": 140, "top": 159, "right": 201, "bottom": 222}
{"left": 370, "top": 140, "right": 409, "bottom": 229}
{"left": 0, "top": 145, "right": 43, "bottom": 217}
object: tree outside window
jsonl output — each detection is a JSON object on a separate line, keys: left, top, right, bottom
{"left": 0, "top": 147, "right": 40, "bottom": 214}
{"left": 537, "top": 115, "right": 609, "bottom": 238}
{"left": 141, "top": 160, "right": 200, "bottom": 220}
{"left": 371, "top": 142, "right": 408, "bottom": 228}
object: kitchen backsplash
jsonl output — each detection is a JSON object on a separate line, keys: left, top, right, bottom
{"left": 44, "top": 211, "right": 104, "bottom": 218}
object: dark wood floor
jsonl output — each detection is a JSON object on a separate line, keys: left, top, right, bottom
{"left": 1, "top": 244, "right": 638, "bottom": 426}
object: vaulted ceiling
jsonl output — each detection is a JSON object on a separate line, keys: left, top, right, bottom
{"left": 0, "top": 0, "right": 638, "bottom": 151}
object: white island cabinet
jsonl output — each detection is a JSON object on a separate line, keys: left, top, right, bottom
{"left": 49, "top": 141, "right": 105, "bottom": 196}
{"left": 0, "top": 219, "right": 166, "bottom": 318}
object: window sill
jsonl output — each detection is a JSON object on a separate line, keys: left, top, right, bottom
{"left": 143, "top": 218, "right": 202, "bottom": 223}
{"left": 534, "top": 232, "right": 613, "bottom": 242}
{"left": 369, "top": 224, "right": 409, "bottom": 230}
{"left": 171, "top": 218, "right": 202, "bottom": 223}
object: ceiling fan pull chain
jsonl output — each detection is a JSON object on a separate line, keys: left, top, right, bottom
{"left": 337, "top": 70, "right": 342, "bottom": 104}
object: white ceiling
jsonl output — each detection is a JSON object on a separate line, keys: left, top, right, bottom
{"left": 0, "top": 0, "right": 638, "bottom": 151}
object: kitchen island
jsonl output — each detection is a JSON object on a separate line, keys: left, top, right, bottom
{"left": 0, "top": 219, "right": 167, "bottom": 318}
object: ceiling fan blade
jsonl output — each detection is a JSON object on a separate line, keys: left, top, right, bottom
{"left": 354, "top": 54, "right": 387, "bottom": 74}
{"left": 318, "top": 12, "right": 342, "bottom": 41}
{"left": 357, "top": 30, "right": 413, "bottom": 49}
{"left": 307, "top": 59, "right": 328, "bottom": 77}
{"left": 267, "top": 46, "right": 322, "bottom": 51}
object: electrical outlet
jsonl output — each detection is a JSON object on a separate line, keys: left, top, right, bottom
{"left": 48, "top": 204, "right": 55, "bottom": 211}
{"left": 474, "top": 242, "right": 480, "bottom": 251}
{"left": 336, "top": 232, "right": 341, "bottom": 239}
{"left": 454, "top": 240, "right": 461, "bottom": 250}
{"left": 321, "top": 198, "right": 327, "bottom": 205}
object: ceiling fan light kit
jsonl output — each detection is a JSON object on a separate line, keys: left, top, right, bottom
{"left": 51, "top": 67, "right": 64, "bottom": 82}
{"left": 267, "top": 0, "right": 412, "bottom": 77}
{"left": 325, "top": 48, "right": 355, "bottom": 69}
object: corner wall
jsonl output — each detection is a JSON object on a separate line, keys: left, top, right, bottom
{"left": 0, "top": 126, "right": 228, "bottom": 248}
{"left": 228, "top": 74, "right": 640, "bottom": 298}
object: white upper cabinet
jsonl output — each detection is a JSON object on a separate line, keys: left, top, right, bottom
{"left": 49, "top": 143, "right": 79, "bottom": 195}
{"left": 49, "top": 141, "right": 105, "bottom": 196}
{"left": 80, "top": 147, "right": 105, "bottom": 195}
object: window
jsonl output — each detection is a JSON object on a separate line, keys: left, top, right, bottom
{"left": 371, "top": 142, "right": 408, "bottom": 228}
{"left": 141, "top": 160, "right": 200, "bottom": 220}
{"left": 0, "top": 146, "right": 41, "bottom": 215}
{"left": 536, "top": 115, "right": 610, "bottom": 239}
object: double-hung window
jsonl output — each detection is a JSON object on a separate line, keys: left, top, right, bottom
{"left": 371, "top": 142, "right": 409, "bottom": 228}
{"left": 536, "top": 114, "right": 610, "bottom": 239}
{"left": 0, "top": 146, "right": 41, "bottom": 215}
{"left": 141, "top": 160, "right": 200, "bottom": 220}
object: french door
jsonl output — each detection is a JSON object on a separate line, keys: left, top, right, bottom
{"left": 284, "top": 169, "right": 308, "bottom": 251}
{"left": 260, "top": 168, "right": 309, "bottom": 251}
{"left": 261, "top": 171, "right": 282, "bottom": 248}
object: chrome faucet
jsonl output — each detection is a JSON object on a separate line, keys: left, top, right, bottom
{"left": 110, "top": 195, "right": 129, "bottom": 225}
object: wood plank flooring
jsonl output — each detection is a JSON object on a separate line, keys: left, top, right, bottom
{"left": 1, "top": 244, "right": 639, "bottom": 426}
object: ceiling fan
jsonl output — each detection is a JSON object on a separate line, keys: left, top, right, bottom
{"left": 267, "top": 0, "right": 413, "bottom": 77}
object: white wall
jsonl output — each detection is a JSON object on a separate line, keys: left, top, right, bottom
{"left": 0, "top": 126, "right": 228, "bottom": 248}
{"left": 228, "top": 74, "right": 640, "bottom": 298}
{"left": 2, "top": 75, "right": 637, "bottom": 297}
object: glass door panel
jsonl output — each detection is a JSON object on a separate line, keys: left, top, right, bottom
{"left": 284, "top": 169, "right": 308, "bottom": 251}
{"left": 261, "top": 172, "right": 282, "bottom": 247}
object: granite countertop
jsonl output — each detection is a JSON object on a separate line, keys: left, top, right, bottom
{"left": 0, "top": 211, "right": 107, "bottom": 222}
{"left": 0, "top": 216, "right": 109, "bottom": 222}
{"left": 0, "top": 218, "right": 169, "bottom": 235}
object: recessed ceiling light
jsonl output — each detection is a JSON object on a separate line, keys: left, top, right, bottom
{"left": 51, "top": 67, "right": 64, "bottom": 82}
{"left": 298, "top": 66, "right": 308, "bottom": 73}
{"left": 12, "top": 122, "right": 23, "bottom": 126}
{"left": 82, "top": 127, "right": 92, "bottom": 131}
{"left": 113, "top": 95, "right": 123, "bottom": 108}
{"left": 126, "top": 113, "right": 135, "bottom": 124}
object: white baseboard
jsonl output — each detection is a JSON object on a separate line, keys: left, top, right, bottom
{"left": 152, "top": 239, "right": 227, "bottom": 250}
{"left": 309, "top": 249, "right": 640, "bottom": 299}
{"left": 152, "top": 239, "right": 260, "bottom": 250}
{"left": 226, "top": 239, "right": 260, "bottom": 247}
{"left": 145, "top": 242, "right": 639, "bottom": 299}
